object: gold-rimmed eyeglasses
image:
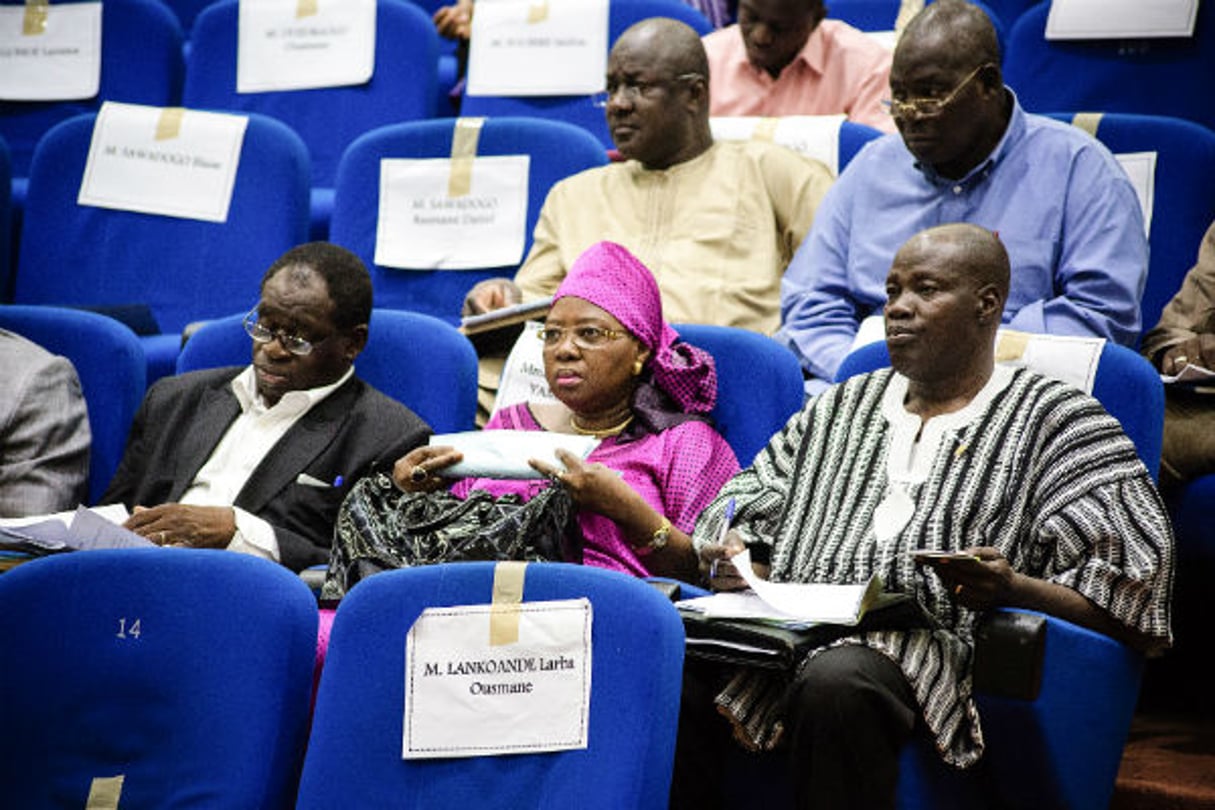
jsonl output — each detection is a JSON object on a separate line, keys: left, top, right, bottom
{"left": 882, "top": 63, "right": 993, "bottom": 120}
{"left": 536, "top": 325, "right": 630, "bottom": 350}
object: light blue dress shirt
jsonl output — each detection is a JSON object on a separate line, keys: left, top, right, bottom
{"left": 777, "top": 92, "right": 1149, "bottom": 390}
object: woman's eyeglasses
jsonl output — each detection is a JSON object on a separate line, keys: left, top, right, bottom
{"left": 536, "top": 326, "right": 630, "bottom": 350}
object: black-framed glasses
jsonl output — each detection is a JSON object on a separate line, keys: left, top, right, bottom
{"left": 592, "top": 72, "right": 704, "bottom": 107}
{"left": 536, "top": 325, "right": 630, "bottom": 350}
{"left": 882, "top": 63, "right": 992, "bottom": 120}
{"left": 242, "top": 307, "right": 331, "bottom": 356}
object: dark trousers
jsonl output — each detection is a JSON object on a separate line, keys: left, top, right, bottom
{"left": 670, "top": 645, "right": 920, "bottom": 810}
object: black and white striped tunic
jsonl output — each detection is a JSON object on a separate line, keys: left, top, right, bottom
{"left": 693, "top": 366, "right": 1174, "bottom": 767}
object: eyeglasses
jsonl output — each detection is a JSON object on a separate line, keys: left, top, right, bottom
{"left": 242, "top": 308, "right": 332, "bottom": 356}
{"left": 882, "top": 63, "right": 992, "bottom": 120}
{"left": 592, "top": 72, "right": 704, "bottom": 107}
{"left": 536, "top": 325, "right": 630, "bottom": 350}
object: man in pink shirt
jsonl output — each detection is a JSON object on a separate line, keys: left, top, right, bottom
{"left": 703, "top": 0, "right": 896, "bottom": 132}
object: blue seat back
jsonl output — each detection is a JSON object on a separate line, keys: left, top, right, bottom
{"left": 825, "top": 0, "right": 1007, "bottom": 53}
{"left": 0, "top": 548, "right": 318, "bottom": 808}
{"left": 330, "top": 116, "right": 608, "bottom": 322}
{"left": 835, "top": 339, "right": 1164, "bottom": 480}
{"left": 0, "top": 305, "right": 145, "bottom": 505}
{"left": 0, "top": 0, "right": 184, "bottom": 178}
{"left": 296, "top": 561, "right": 685, "bottom": 810}
{"left": 460, "top": 0, "right": 712, "bottom": 148}
{"left": 176, "top": 308, "right": 479, "bottom": 433}
{"left": 675, "top": 324, "right": 804, "bottom": 466}
{"left": 14, "top": 111, "right": 310, "bottom": 382}
{"left": 183, "top": 0, "right": 439, "bottom": 188}
{"left": 0, "top": 133, "right": 10, "bottom": 301}
{"left": 1005, "top": 2, "right": 1215, "bottom": 134}
{"left": 1043, "top": 112, "right": 1215, "bottom": 337}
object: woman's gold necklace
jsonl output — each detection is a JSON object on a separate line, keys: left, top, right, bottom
{"left": 570, "top": 412, "right": 634, "bottom": 438}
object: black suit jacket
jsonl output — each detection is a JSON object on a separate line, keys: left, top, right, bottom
{"left": 102, "top": 367, "right": 431, "bottom": 571}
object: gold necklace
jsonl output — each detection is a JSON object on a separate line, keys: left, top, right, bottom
{"left": 570, "top": 412, "right": 634, "bottom": 438}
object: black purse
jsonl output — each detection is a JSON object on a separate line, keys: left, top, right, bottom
{"left": 321, "top": 472, "right": 581, "bottom": 601}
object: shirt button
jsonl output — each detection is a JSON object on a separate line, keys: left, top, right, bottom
{"left": 953, "top": 185, "right": 963, "bottom": 194}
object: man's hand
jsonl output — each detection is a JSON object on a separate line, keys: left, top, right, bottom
{"left": 916, "top": 546, "right": 1016, "bottom": 610}
{"left": 1161, "top": 335, "right": 1215, "bottom": 375}
{"left": 433, "top": 0, "right": 472, "bottom": 40}
{"left": 124, "top": 504, "right": 238, "bottom": 549}
{"left": 698, "top": 530, "right": 756, "bottom": 591}
{"left": 463, "top": 278, "right": 522, "bottom": 316}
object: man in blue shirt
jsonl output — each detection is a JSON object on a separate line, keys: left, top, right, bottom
{"left": 778, "top": 0, "right": 1148, "bottom": 392}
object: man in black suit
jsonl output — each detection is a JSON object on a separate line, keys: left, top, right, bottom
{"left": 102, "top": 242, "right": 431, "bottom": 572}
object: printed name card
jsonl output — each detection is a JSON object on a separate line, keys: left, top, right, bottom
{"left": 0, "top": 1, "right": 101, "bottom": 101}
{"left": 78, "top": 102, "right": 249, "bottom": 223}
{"left": 237, "top": 0, "right": 376, "bottom": 93}
{"left": 493, "top": 320, "right": 559, "bottom": 416}
{"left": 710, "top": 115, "right": 845, "bottom": 175}
{"left": 375, "top": 155, "right": 530, "bottom": 270}
{"left": 1115, "top": 151, "right": 1156, "bottom": 238}
{"left": 1046, "top": 0, "right": 1199, "bottom": 39}
{"left": 466, "top": 0, "right": 608, "bottom": 96}
{"left": 403, "top": 598, "right": 592, "bottom": 758}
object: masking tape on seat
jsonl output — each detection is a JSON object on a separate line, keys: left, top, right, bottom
{"left": 296, "top": 0, "right": 318, "bottom": 18}
{"left": 85, "top": 775, "right": 124, "bottom": 810}
{"left": 155, "top": 107, "right": 186, "bottom": 141}
{"left": 23, "top": 0, "right": 48, "bottom": 36}
{"left": 752, "top": 118, "right": 779, "bottom": 143}
{"left": 489, "top": 561, "right": 526, "bottom": 646}
{"left": 527, "top": 1, "right": 548, "bottom": 23}
{"left": 1070, "top": 112, "right": 1103, "bottom": 138}
{"left": 995, "top": 330, "right": 1031, "bottom": 362}
{"left": 448, "top": 117, "right": 485, "bottom": 198}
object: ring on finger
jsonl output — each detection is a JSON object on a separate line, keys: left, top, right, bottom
{"left": 954, "top": 584, "right": 964, "bottom": 596}
{"left": 1175, "top": 355, "right": 1189, "bottom": 367}
{"left": 410, "top": 465, "right": 429, "bottom": 483}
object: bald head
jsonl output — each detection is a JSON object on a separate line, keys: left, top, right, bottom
{"left": 612, "top": 18, "right": 710, "bottom": 80}
{"left": 897, "top": 222, "right": 1009, "bottom": 302}
{"left": 896, "top": 0, "right": 1001, "bottom": 73}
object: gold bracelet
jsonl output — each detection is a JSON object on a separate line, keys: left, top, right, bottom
{"left": 646, "top": 517, "right": 672, "bottom": 551}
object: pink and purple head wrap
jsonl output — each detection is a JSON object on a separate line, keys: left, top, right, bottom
{"left": 553, "top": 241, "right": 717, "bottom": 415}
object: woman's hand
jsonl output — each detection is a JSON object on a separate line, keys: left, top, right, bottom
{"left": 529, "top": 448, "right": 633, "bottom": 515}
{"left": 392, "top": 445, "right": 463, "bottom": 493}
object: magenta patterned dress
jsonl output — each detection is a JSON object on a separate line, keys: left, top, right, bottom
{"left": 450, "top": 403, "right": 739, "bottom": 577}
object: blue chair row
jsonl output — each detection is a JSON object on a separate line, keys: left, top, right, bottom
{"left": 0, "top": 550, "right": 685, "bottom": 809}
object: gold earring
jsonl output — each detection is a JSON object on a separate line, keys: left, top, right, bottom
{"left": 632, "top": 358, "right": 644, "bottom": 376}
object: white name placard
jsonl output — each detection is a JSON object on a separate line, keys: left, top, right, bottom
{"left": 1115, "top": 151, "right": 1156, "bottom": 238}
{"left": 493, "top": 320, "right": 558, "bottom": 416}
{"left": 466, "top": 0, "right": 608, "bottom": 96}
{"left": 0, "top": 2, "right": 101, "bottom": 101}
{"left": 375, "top": 155, "right": 530, "bottom": 270}
{"left": 1046, "top": 0, "right": 1199, "bottom": 39}
{"left": 403, "top": 598, "right": 592, "bottom": 759}
{"left": 710, "top": 115, "right": 845, "bottom": 175}
{"left": 237, "top": 0, "right": 376, "bottom": 93}
{"left": 78, "top": 102, "right": 249, "bottom": 223}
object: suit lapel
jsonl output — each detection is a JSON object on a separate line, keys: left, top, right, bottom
{"left": 234, "top": 379, "right": 361, "bottom": 513}
{"left": 169, "top": 383, "right": 241, "bottom": 501}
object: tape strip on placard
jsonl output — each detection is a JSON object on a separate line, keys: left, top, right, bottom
{"left": 155, "top": 107, "right": 186, "bottom": 141}
{"left": 447, "top": 117, "right": 485, "bottom": 198}
{"left": 752, "top": 118, "right": 779, "bottom": 143}
{"left": 1070, "top": 112, "right": 1103, "bottom": 138}
{"left": 23, "top": 0, "right": 49, "bottom": 35}
{"left": 85, "top": 775, "right": 125, "bottom": 810}
{"left": 995, "top": 330, "right": 1031, "bottom": 362}
{"left": 489, "top": 561, "right": 526, "bottom": 646}
{"left": 296, "top": 0, "right": 318, "bottom": 18}
{"left": 527, "top": 0, "right": 549, "bottom": 23}
{"left": 894, "top": 0, "right": 924, "bottom": 33}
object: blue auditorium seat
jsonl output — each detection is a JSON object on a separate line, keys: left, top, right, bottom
{"left": 329, "top": 116, "right": 608, "bottom": 323}
{"left": 177, "top": 307, "right": 479, "bottom": 433}
{"left": 183, "top": 0, "right": 440, "bottom": 240}
{"left": 0, "top": 305, "right": 145, "bottom": 506}
{"left": 460, "top": 0, "right": 713, "bottom": 149}
{"left": 14, "top": 111, "right": 309, "bottom": 385}
{"left": 825, "top": 0, "right": 1007, "bottom": 52}
{"left": 1005, "top": 1, "right": 1215, "bottom": 134}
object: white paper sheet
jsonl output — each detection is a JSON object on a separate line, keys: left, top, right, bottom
{"left": 374, "top": 155, "right": 530, "bottom": 270}
{"left": 1115, "top": 151, "right": 1156, "bottom": 237}
{"left": 1046, "top": 0, "right": 1199, "bottom": 39}
{"left": 492, "top": 320, "right": 559, "bottom": 415}
{"left": 404, "top": 598, "right": 592, "bottom": 758}
{"left": 428, "top": 429, "right": 598, "bottom": 478}
{"left": 710, "top": 115, "right": 845, "bottom": 175}
{"left": 0, "top": 2, "right": 101, "bottom": 101}
{"left": 77, "top": 102, "right": 248, "bottom": 223}
{"left": 237, "top": 0, "right": 376, "bottom": 93}
{"left": 466, "top": 0, "right": 608, "bottom": 96}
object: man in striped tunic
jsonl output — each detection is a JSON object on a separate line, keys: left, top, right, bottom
{"left": 681, "top": 223, "right": 1173, "bottom": 809}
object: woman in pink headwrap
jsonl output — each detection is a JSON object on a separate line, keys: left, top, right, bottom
{"left": 393, "top": 241, "right": 740, "bottom": 581}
